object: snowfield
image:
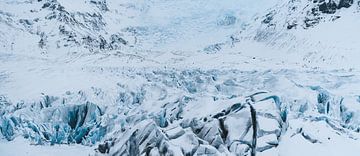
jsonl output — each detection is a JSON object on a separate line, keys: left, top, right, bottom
{"left": 1, "top": 0, "right": 360, "bottom": 156}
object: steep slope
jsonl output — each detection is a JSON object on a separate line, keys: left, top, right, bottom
{"left": 0, "top": 0, "right": 136, "bottom": 60}
{"left": 209, "top": 0, "right": 360, "bottom": 70}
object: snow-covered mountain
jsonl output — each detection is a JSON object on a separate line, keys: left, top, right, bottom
{"left": 1, "top": 0, "right": 360, "bottom": 156}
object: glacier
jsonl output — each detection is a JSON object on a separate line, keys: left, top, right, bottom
{"left": 1, "top": 0, "right": 360, "bottom": 156}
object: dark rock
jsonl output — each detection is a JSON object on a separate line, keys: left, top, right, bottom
{"left": 338, "top": 0, "right": 353, "bottom": 9}
{"left": 318, "top": 1, "right": 338, "bottom": 14}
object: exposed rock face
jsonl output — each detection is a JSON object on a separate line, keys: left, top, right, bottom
{"left": 202, "top": 0, "right": 359, "bottom": 56}
{"left": 260, "top": 0, "right": 356, "bottom": 30}
{"left": 0, "top": 0, "right": 132, "bottom": 56}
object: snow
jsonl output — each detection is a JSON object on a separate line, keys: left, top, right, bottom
{"left": 107, "top": 0, "right": 278, "bottom": 51}
{"left": 278, "top": 119, "right": 360, "bottom": 156}
{"left": 1, "top": 0, "right": 360, "bottom": 155}
{"left": 0, "top": 137, "right": 93, "bottom": 156}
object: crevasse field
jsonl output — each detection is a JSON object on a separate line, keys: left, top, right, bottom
{"left": 1, "top": 0, "right": 360, "bottom": 156}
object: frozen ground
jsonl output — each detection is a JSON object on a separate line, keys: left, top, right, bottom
{"left": 1, "top": 0, "right": 360, "bottom": 156}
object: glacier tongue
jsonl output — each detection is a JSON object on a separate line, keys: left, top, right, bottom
{"left": 1, "top": 69, "right": 360, "bottom": 155}
{"left": 1, "top": 0, "right": 360, "bottom": 156}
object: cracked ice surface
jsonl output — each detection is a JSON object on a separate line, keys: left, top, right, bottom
{"left": 1, "top": 66, "right": 360, "bottom": 155}
{"left": 1, "top": 0, "right": 360, "bottom": 155}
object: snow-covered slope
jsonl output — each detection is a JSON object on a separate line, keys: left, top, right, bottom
{"left": 211, "top": 0, "right": 360, "bottom": 70}
{"left": 1, "top": 0, "right": 360, "bottom": 156}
